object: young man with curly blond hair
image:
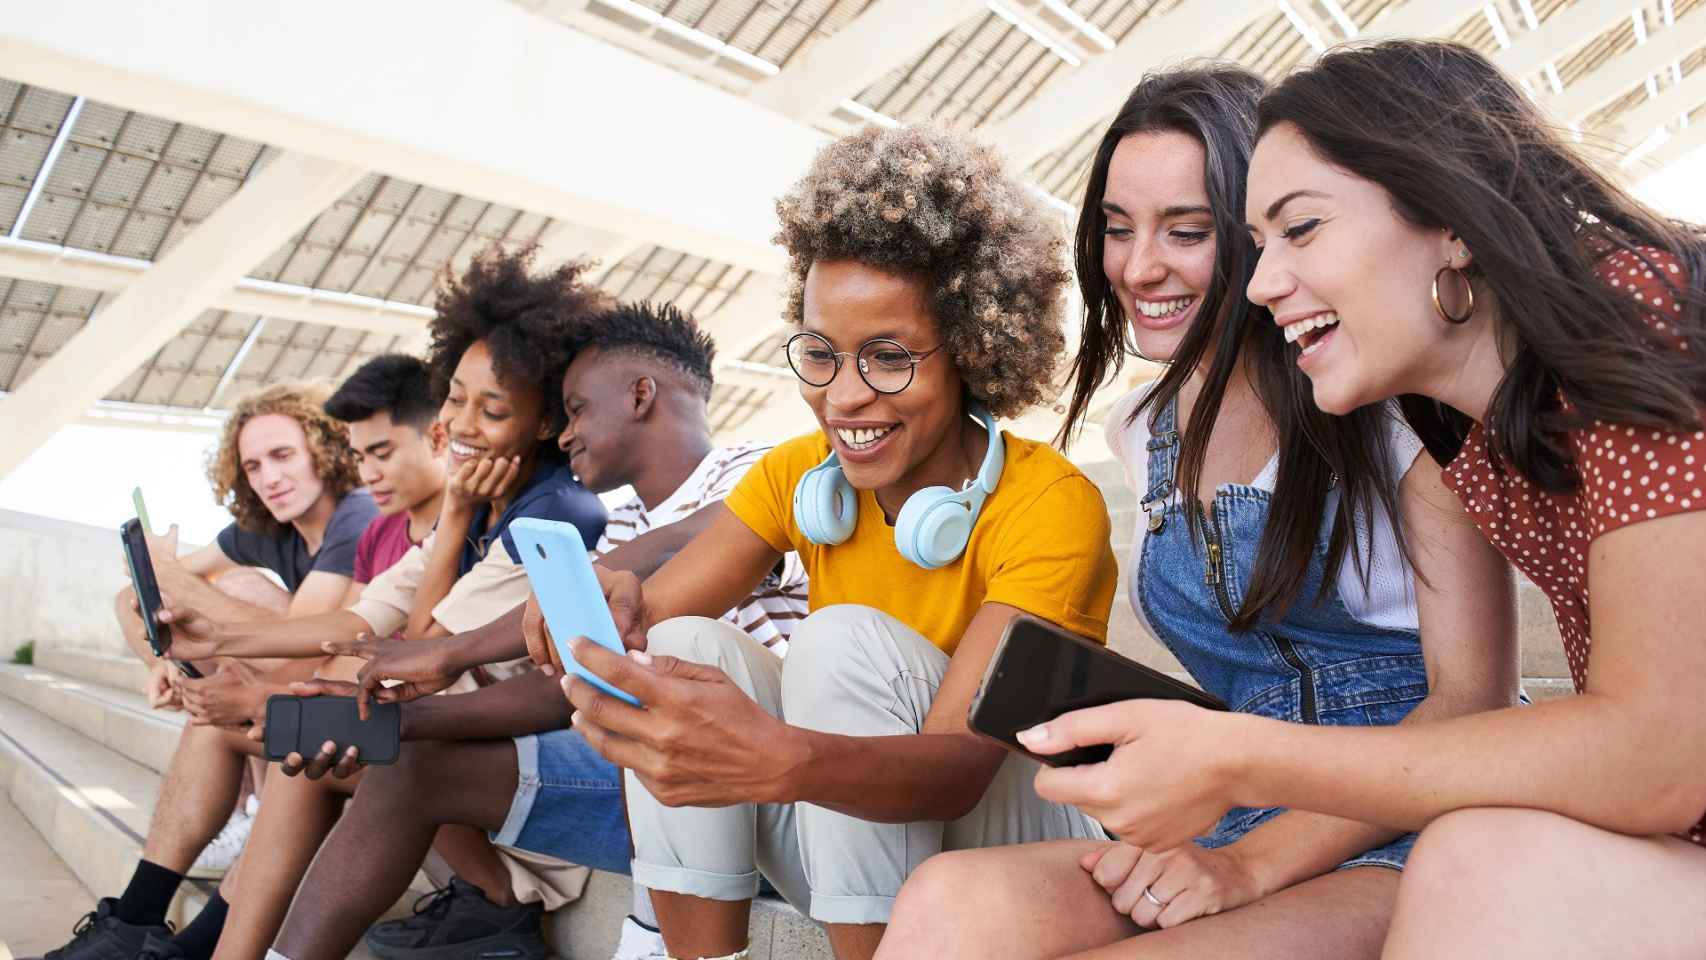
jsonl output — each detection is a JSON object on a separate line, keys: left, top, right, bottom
{"left": 39, "top": 382, "right": 379, "bottom": 960}
{"left": 547, "top": 124, "right": 1118, "bottom": 960}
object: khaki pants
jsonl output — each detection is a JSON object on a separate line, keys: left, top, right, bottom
{"left": 627, "top": 605, "right": 1106, "bottom": 925}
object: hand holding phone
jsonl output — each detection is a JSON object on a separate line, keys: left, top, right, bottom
{"left": 264, "top": 694, "right": 400, "bottom": 768}
{"left": 120, "top": 518, "right": 202, "bottom": 679}
{"left": 510, "top": 518, "right": 642, "bottom": 707}
{"left": 968, "top": 614, "right": 1224, "bottom": 767}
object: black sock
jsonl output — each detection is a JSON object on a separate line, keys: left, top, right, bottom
{"left": 170, "top": 892, "right": 229, "bottom": 960}
{"left": 112, "top": 859, "right": 183, "bottom": 927}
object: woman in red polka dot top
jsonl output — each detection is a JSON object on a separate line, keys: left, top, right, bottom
{"left": 1015, "top": 41, "right": 1706, "bottom": 957}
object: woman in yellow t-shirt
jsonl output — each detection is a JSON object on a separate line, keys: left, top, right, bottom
{"left": 560, "top": 125, "right": 1118, "bottom": 960}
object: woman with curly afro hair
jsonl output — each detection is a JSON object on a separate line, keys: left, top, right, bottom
{"left": 400, "top": 244, "right": 610, "bottom": 640}
{"left": 563, "top": 125, "right": 1118, "bottom": 960}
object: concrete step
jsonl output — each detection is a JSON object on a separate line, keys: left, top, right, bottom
{"left": 0, "top": 681, "right": 219, "bottom": 930}
{"left": 0, "top": 662, "right": 185, "bottom": 775}
{"left": 0, "top": 790, "right": 99, "bottom": 958}
{"left": 0, "top": 664, "right": 828, "bottom": 960}
{"left": 34, "top": 646, "right": 152, "bottom": 697}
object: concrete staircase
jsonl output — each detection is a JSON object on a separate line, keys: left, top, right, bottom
{"left": 0, "top": 653, "right": 827, "bottom": 960}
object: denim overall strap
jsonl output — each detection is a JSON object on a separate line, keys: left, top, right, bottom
{"left": 1140, "top": 396, "right": 1180, "bottom": 526}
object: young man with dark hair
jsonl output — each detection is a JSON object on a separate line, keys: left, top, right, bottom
{"left": 241, "top": 301, "right": 809, "bottom": 960}
{"left": 323, "top": 354, "right": 448, "bottom": 594}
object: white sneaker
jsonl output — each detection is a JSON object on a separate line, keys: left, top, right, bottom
{"left": 609, "top": 915, "right": 668, "bottom": 960}
{"left": 186, "top": 798, "right": 255, "bottom": 879}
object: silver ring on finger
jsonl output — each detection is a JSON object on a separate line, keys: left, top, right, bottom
{"left": 1141, "top": 887, "right": 1168, "bottom": 909}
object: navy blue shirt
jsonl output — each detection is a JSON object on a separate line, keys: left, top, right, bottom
{"left": 458, "top": 462, "right": 606, "bottom": 574}
{"left": 216, "top": 490, "right": 379, "bottom": 593}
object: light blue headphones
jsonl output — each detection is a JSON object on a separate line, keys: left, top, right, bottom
{"left": 792, "top": 407, "right": 1004, "bottom": 569}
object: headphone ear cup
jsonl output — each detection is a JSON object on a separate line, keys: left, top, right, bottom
{"left": 894, "top": 487, "right": 971, "bottom": 569}
{"left": 794, "top": 462, "right": 856, "bottom": 545}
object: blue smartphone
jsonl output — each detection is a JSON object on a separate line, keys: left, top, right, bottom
{"left": 508, "top": 518, "right": 641, "bottom": 707}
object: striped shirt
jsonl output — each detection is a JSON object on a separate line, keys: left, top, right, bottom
{"left": 594, "top": 442, "right": 808, "bottom": 654}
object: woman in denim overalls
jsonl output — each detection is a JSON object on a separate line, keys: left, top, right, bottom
{"left": 880, "top": 66, "right": 1517, "bottom": 960}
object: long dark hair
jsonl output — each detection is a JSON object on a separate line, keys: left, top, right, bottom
{"left": 1258, "top": 40, "right": 1706, "bottom": 487}
{"left": 1060, "top": 63, "right": 1409, "bottom": 632}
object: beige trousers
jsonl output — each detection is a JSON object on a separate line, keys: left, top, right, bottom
{"left": 627, "top": 605, "right": 1106, "bottom": 925}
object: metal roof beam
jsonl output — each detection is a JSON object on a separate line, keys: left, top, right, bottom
{"left": 1610, "top": 66, "right": 1706, "bottom": 142}
{"left": 0, "top": 238, "right": 433, "bottom": 337}
{"left": 1633, "top": 116, "right": 1706, "bottom": 176}
{"left": 1497, "top": 0, "right": 1637, "bottom": 78}
{"left": 0, "top": 151, "right": 365, "bottom": 478}
{"left": 1544, "top": 3, "right": 1706, "bottom": 123}
{"left": 1360, "top": 0, "right": 1488, "bottom": 40}
{"left": 747, "top": 0, "right": 986, "bottom": 121}
{"left": 0, "top": 0, "right": 827, "bottom": 275}
{"left": 987, "top": 0, "right": 1273, "bottom": 171}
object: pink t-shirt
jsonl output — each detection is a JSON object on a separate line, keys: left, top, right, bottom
{"left": 353, "top": 510, "right": 421, "bottom": 585}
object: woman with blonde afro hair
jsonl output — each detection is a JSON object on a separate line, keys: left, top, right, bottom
{"left": 563, "top": 124, "right": 1119, "bottom": 960}
{"left": 773, "top": 124, "right": 1070, "bottom": 419}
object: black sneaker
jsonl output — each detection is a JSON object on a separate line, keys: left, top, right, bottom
{"left": 364, "top": 877, "right": 547, "bottom": 960}
{"left": 135, "top": 934, "right": 185, "bottom": 960}
{"left": 22, "top": 899, "right": 171, "bottom": 960}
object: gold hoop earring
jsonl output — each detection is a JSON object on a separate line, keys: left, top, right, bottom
{"left": 1432, "top": 264, "right": 1475, "bottom": 324}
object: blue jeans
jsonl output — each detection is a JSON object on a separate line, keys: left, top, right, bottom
{"left": 491, "top": 728, "right": 631, "bottom": 874}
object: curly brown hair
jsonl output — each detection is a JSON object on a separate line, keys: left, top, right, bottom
{"left": 208, "top": 381, "right": 362, "bottom": 534}
{"left": 773, "top": 125, "right": 1070, "bottom": 419}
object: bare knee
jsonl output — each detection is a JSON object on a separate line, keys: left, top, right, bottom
{"left": 211, "top": 567, "right": 290, "bottom": 615}
{"left": 880, "top": 852, "right": 992, "bottom": 959}
{"left": 644, "top": 615, "right": 740, "bottom": 663}
{"left": 1402, "top": 807, "right": 1564, "bottom": 905}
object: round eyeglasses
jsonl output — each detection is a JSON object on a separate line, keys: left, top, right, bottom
{"left": 784, "top": 332, "right": 944, "bottom": 395}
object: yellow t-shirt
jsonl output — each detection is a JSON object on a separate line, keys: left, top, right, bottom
{"left": 723, "top": 430, "right": 1117, "bottom": 654}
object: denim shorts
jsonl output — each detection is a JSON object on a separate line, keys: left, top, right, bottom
{"left": 1195, "top": 805, "right": 1417, "bottom": 871}
{"left": 491, "top": 728, "right": 631, "bottom": 874}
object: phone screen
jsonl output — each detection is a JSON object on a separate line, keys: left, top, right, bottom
{"left": 969, "top": 616, "right": 1224, "bottom": 767}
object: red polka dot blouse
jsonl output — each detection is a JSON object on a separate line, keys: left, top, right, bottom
{"left": 1441, "top": 247, "right": 1704, "bottom": 845}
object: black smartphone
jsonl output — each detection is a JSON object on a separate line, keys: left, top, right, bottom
{"left": 968, "top": 614, "right": 1226, "bottom": 767}
{"left": 263, "top": 695, "right": 401, "bottom": 765}
{"left": 119, "top": 518, "right": 203, "bottom": 679}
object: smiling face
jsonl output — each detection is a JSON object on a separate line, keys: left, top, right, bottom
{"left": 799, "top": 259, "right": 967, "bottom": 497}
{"left": 346, "top": 412, "right": 446, "bottom": 514}
{"left": 236, "top": 414, "right": 327, "bottom": 525}
{"left": 557, "top": 347, "right": 638, "bottom": 495}
{"left": 439, "top": 339, "right": 551, "bottom": 470}
{"left": 1245, "top": 122, "right": 1469, "bottom": 415}
{"left": 1101, "top": 130, "right": 1219, "bottom": 363}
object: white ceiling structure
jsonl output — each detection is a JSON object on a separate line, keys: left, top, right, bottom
{"left": 2, "top": 0, "right": 1704, "bottom": 475}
